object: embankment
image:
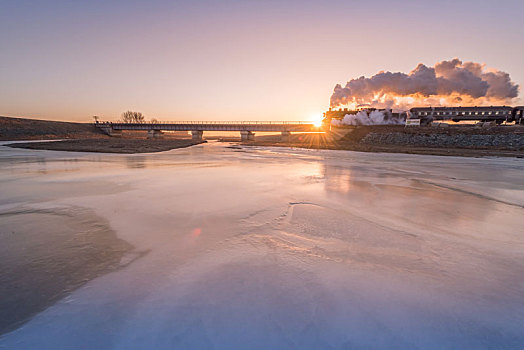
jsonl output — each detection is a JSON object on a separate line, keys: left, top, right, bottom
{"left": 0, "top": 116, "right": 106, "bottom": 140}
{"left": 249, "top": 125, "right": 524, "bottom": 157}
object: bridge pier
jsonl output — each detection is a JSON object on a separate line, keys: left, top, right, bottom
{"left": 99, "top": 126, "right": 122, "bottom": 137}
{"left": 109, "top": 129, "right": 122, "bottom": 137}
{"left": 147, "top": 130, "right": 164, "bottom": 139}
{"left": 281, "top": 131, "right": 291, "bottom": 142}
{"left": 240, "top": 131, "right": 255, "bottom": 141}
{"left": 192, "top": 130, "right": 203, "bottom": 141}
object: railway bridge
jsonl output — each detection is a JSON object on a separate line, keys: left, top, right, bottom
{"left": 96, "top": 121, "right": 322, "bottom": 141}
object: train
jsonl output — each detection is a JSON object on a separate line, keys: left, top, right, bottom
{"left": 410, "top": 106, "right": 523, "bottom": 125}
{"left": 324, "top": 106, "right": 524, "bottom": 125}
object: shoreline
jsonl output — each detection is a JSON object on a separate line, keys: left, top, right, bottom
{"left": 6, "top": 138, "right": 206, "bottom": 154}
{"left": 3, "top": 125, "right": 523, "bottom": 158}
{"left": 2, "top": 116, "right": 522, "bottom": 157}
{"left": 244, "top": 126, "right": 524, "bottom": 158}
{"left": 244, "top": 141, "right": 524, "bottom": 158}
{"left": 4, "top": 137, "right": 522, "bottom": 158}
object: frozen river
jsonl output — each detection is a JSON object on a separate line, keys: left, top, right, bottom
{"left": 1, "top": 141, "right": 523, "bottom": 349}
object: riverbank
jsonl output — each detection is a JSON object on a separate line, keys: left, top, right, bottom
{"left": 247, "top": 125, "right": 524, "bottom": 158}
{"left": 7, "top": 138, "right": 205, "bottom": 153}
{"left": 0, "top": 116, "right": 105, "bottom": 140}
{"left": 3, "top": 115, "right": 523, "bottom": 157}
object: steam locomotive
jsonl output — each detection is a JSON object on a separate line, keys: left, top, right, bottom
{"left": 325, "top": 106, "right": 524, "bottom": 125}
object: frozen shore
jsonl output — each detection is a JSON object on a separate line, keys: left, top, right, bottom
{"left": 0, "top": 142, "right": 523, "bottom": 349}
{"left": 0, "top": 207, "right": 135, "bottom": 335}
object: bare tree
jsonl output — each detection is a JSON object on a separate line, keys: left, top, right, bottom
{"left": 120, "top": 111, "right": 145, "bottom": 123}
{"left": 92, "top": 115, "right": 99, "bottom": 123}
{"left": 150, "top": 118, "right": 159, "bottom": 123}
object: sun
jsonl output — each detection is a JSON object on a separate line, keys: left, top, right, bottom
{"left": 310, "top": 114, "right": 324, "bottom": 127}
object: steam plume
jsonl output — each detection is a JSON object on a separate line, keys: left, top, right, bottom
{"left": 330, "top": 58, "right": 519, "bottom": 110}
{"left": 331, "top": 110, "right": 405, "bottom": 126}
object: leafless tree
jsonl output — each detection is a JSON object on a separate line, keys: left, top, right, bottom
{"left": 150, "top": 118, "right": 159, "bottom": 123}
{"left": 93, "top": 115, "right": 99, "bottom": 123}
{"left": 120, "top": 111, "right": 145, "bottom": 123}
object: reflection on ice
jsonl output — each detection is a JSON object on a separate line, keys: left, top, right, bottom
{"left": 125, "top": 156, "right": 147, "bottom": 169}
{"left": 0, "top": 143, "right": 523, "bottom": 349}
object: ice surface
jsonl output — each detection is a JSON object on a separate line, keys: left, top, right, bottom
{"left": 0, "top": 142, "right": 523, "bottom": 349}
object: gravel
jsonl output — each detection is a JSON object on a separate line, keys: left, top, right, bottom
{"left": 360, "top": 132, "right": 524, "bottom": 150}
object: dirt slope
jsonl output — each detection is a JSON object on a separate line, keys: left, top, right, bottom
{"left": 0, "top": 116, "right": 106, "bottom": 140}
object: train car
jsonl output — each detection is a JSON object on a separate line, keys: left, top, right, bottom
{"left": 511, "top": 106, "right": 524, "bottom": 125}
{"left": 409, "top": 106, "right": 514, "bottom": 125}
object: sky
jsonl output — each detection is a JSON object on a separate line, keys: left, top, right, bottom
{"left": 1, "top": 0, "right": 523, "bottom": 122}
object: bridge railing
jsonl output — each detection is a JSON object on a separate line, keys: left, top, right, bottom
{"left": 97, "top": 121, "right": 314, "bottom": 125}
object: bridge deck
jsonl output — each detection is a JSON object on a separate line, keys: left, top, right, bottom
{"left": 97, "top": 121, "right": 319, "bottom": 132}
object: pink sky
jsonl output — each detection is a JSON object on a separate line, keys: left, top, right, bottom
{"left": 1, "top": 1, "right": 522, "bottom": 122}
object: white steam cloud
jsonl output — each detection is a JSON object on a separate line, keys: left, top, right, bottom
{"left": 331, "top": 58, "right": 519, "bottom": 110}
{"left": 331, "top": 110, "right": 405, "bottom": 126}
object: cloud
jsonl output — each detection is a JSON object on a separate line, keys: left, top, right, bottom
{"left": 330, "top": 58, "right": 519, "bottom": 110}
